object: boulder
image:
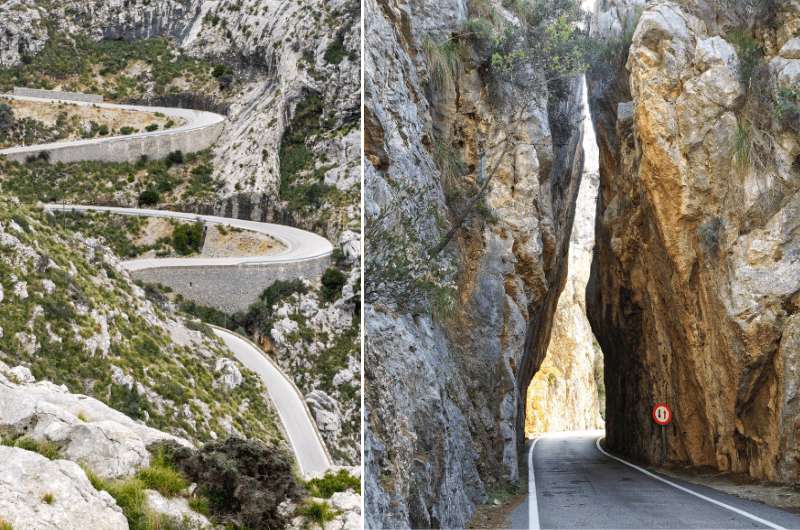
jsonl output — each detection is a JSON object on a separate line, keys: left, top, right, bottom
{"left": 0, "top": 446, "right": 128, "bottom": 530}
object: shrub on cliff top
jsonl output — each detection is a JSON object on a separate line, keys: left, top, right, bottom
{"left": 172, "top": 221, "right": 204, "bottom": 256}
{"left": 137, "top": 189, "right": 160, "bottom": 206}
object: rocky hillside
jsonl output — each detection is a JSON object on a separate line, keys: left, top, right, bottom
{"left": 0, "top": 197, "right": 282, "bottom": 445}
{"left": 587, "top": 0, "right": 800, "bottom": 482}
{"left": 0, "top": 0, "right": 362, "bottom": 469}
{"left": 0, "top": 0, "right": 360, "bottom": 238}
{"left": 0, "top": 197, "right": 363, "bottom": 528}
{"left": 364, "top": 0, "right": 586, "bottom": 526}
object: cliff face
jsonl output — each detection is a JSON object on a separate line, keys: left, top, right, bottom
{"left": 364, "top": 0, "right": 584, "bottom": 526}
{"left": 588, "top": 0, "right": 800, "bottom": 481}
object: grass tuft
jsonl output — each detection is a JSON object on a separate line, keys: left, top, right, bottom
{"left": 422, "top": 38, "right": 462, "bottom": 94}
{"left": 305, "top": 469, "right": 361, "bottom": 498}
{"left": 297, "top": 500, "right": 339, "bottom": 528}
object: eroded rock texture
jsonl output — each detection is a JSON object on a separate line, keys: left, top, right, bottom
{"left": 587, "top": 0, "right": 800, "bottom": 481}
{"left": 364, "top": 0, "right": 585, "bottom": 526}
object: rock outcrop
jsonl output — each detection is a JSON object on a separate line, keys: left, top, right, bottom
{"left": 0, "top": 359, "right": 191, "bottom": 479}
{"left": 587, "top": 0, "right": 800, "bottom": 481}
{"left": 0, "top": 446, "right": 128, "bottom": 530}
{"left": 364, "top": 0, "right": 585, "bottom": 526}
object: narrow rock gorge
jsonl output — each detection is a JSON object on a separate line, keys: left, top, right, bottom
{"left": 526, "top": 82, "right": 605, "bottom": 436}
{"left": 587, "top": 0, "right": 800, "bottom": 482}
{"left": 365, "top": 0, "right": 585, "bottom": 526}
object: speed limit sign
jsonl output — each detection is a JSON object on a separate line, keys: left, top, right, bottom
{"left": 652, "top": 403, "right": 672, "bottom": 425}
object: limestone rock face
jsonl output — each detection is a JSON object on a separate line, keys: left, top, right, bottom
{"left": 364, "top": 0, "right": 584, "bottom": 526}
{"left": 0, "top": 446, "right": 128, "bottom": 530}
{"left": 0, "top": 362, "right": 191, "bottom": 479}
{"left": 587, "top": 0, "right": 800, "bottom": 482}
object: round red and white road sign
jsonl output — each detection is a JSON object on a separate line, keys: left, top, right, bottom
{"left": 652, "top": 403, "right": 672, "bottom": 425}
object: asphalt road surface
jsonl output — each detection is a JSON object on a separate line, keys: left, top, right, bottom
{"left": 511, "top": 431, "right": 800, "bottom": 529}
{"left": 212, "top": 327, "right": 332, "bottom": 477}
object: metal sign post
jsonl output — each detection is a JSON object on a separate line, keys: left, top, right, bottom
{"left": 652, "top": 403, "right": 672, "bottom": 465}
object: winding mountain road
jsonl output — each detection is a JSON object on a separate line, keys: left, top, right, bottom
{"left": 511, "top": 431, "right": 800, "bottom": 529}
{"left": 0, "top": 93, "right": 225, "bottom": 164}
{"left": 44, "top": 204, "right": 334, "bottom": 477}
{"left": 44, "top": 204, "right": 333, "bottom": 270}
{"left": 5, "top": 91, "right": 335, "bottom": 477}
{"left": 212, "top": 326, "right": 332, "bottom": 477}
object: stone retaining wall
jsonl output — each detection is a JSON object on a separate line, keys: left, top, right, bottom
{"left": 13, "top": 87, "right": 103, "bottom": 103}
{"left": 132, "top": 257, "right": 331, "bottom": 314}
{"left": 2, "top": 119, "right": 224, "bottom": 164}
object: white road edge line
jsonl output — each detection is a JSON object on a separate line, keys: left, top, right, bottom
{"left": 528, "top": 436, "right": 541, "bottom": 530}
{"left": 594, "top": 436, "right": 785, "bottom": 530}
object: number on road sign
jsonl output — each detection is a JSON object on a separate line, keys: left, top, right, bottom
{"left": 652, "top": 403, "right": 672, "bottom": 425}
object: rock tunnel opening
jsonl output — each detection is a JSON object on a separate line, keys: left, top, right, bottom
{"left": 524, "top": 76, "right": 607, "bottom": 437}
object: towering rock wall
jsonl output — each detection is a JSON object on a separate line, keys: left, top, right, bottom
{"left": 364, "top": 0, "right": 585, "bottom": 527}
{"left": 587, "top": 0, "right": 800, "bottom": 482}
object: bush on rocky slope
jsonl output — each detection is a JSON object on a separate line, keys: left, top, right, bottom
{"left": 159, "top": 437, "right": 302, "bottom": 529}
{"left": 0, "top": 32, "right": 229, "bottom": 100}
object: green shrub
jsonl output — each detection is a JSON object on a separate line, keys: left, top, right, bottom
{"left": 305, "top": 469, "right": 361, "bottom": 498}
{"left": 324, "top": 33, "right": 348, "bottom": 64}
{"left": 12, "top": 437, "right": 60, "bottom": 460}
{"left": 279, "top": 93, "right": 334, "bottom": 211}
{"left": 166, "top": 150, "right": 184, "bottom": 166}
{"left": 42, "top": 492, "right": 55, "bottom": 504}
{"left": 137, "top": 189, "right": 160, "bottom": 206}
{"left": 172, "top": 221, "right": 204, "bottom": 255}
{"left": 110, "top": 383, "right": 150, "bottom": 420}
{"left": 0, "top": 103, "right": 14, "bottom": 132}
{"left": 422, "top": 38, "right": 461, "bottom": 93}
{"left": 188, "top": 496, "right": 210, "bottom": 516}
{"left": 120, "top": 126, "right": 136, "bottom": 135}
{"left": 145, "top": 123, "right": 159, "bottom": 132}
{"left": 97, "top": 124, "right": 109, "bottom": 136}
{"left": 320, "top": 267, "right": 347, "bottom": 303}
{"left": 242, "top": 279, "right": 308, "bottom": 334}
{"left": 0, "top": 518, "right": 13, "bottom": 530}
{"left": 728, "top": 30, "right": 762, "bottom": 88}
